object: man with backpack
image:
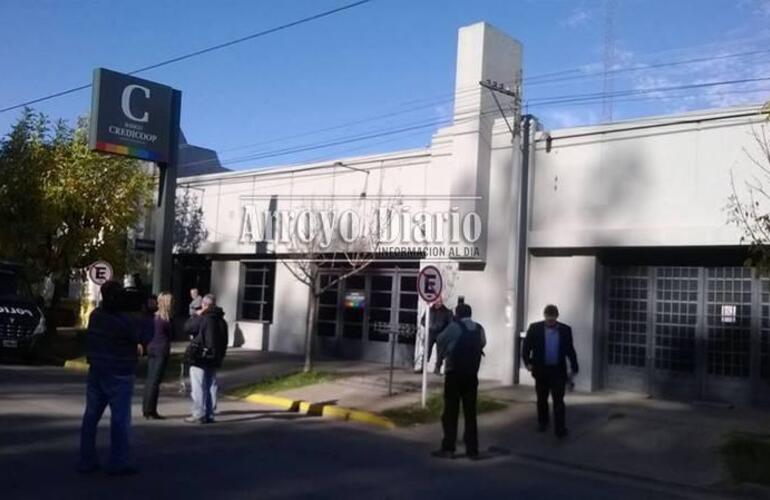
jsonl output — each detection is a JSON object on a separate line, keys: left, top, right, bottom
{"left": 432, "top": 301, "right": 486, "bottom": 460}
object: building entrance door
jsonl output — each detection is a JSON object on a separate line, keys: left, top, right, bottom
{"left": 316, "top": 268, "right": 418, "bottom": 367}
{"left": 605, "top": 265, "right": 768, "bottom": 405}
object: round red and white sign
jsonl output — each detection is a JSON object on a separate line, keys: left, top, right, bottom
{"left": 88, "top": 260, "right": 114, "bottom": 286}
{"left": 417, "top": 265, "right": 443, "bottom": 303}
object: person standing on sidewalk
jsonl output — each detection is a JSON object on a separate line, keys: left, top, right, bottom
{"left": 432, "top": 302, "right": 486, "bottom": 460}
{"left": 78, "top": 281, "right": 143, "bottom": 475}
{"left": 185, "top": 294, "right": 228, "bottom": 424}
{"left": 415, "top": 297, "right": 454, "bottom": 374}
{"left": 142, "top": 292, "right": 174, "bottom": 420}
{"left": 522, "top": 304, "right": 579, "bottom": 438}
{"left": 188, "top": 287, "right": 202, "bottom": 317}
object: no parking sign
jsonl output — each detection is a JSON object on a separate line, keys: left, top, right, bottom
{"left": 417, "top": 265, "right": 443, "bottom": 303}
{"left": 88, "top": 260, "right": 113, "bottom": 286}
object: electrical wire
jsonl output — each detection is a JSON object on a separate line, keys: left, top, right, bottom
{"left": 0, "top": 0, "right": 375, "bottom": 114}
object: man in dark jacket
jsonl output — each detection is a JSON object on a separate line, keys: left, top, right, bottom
{"left": 432, "top": 302, "right": 486, "bottom": 460}
{"left": 417, "top": 297, "right": 454, "bottom": 374}
{"left": 522, "top": 304, "right": 579, "bottom": 438}
{"left": 78, "top": 281, "right": 143, "bottom": 475}
{"left": 185, "top": 294, "right": 228, "bottom": 424}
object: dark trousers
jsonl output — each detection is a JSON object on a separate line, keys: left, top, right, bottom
{"left": 535, "top": 366, "right": 567, "bottom": 433}
{"left": 142, "top": 353, "right": 168, "bottom": 416}
{"left": 441, "top": 372, "right": 478, "bottom": 454}
{"left": 79, "top": 368, "right": 134, "bottom": 470}
{"left": 427, "top": 331, "right": 443, "bottom": 372}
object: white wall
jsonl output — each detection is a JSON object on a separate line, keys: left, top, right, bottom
{"left": 529, "top": 111, "right": 767, "bottom": 249}
{"left": 520, "top": 255, "right": 599, "bottom": 392}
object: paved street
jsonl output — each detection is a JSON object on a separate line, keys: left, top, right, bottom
{"left": 0, "top": 362, "right": 738, "bottom": 500}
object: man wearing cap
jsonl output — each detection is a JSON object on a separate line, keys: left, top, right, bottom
{"left": 522, "top": 304, "right": 579, "bottom": 438}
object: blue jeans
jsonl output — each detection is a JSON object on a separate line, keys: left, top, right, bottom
{"left": 78, "top": 368, "right": 134, "bottom": 470}
{"left": 189, "top": 366, "right": 218, "bottom": 420}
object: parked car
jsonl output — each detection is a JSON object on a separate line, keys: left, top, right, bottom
{"left": 0, "top": 262, "right": 46, "bottom": 359}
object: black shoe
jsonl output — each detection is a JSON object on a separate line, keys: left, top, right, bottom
{"left": 537, "top": 423, "right": 548, "bottom": 433}
{"left": 467, "top": 451, "right": 481, "bottom": 461}
{"left": 431, "top": 449, "right": 455, "bottom": 459}
{"left": 149, "top": 413, "right": 166, "bottom": 420}
{"left": 555, "top": 428, "right": 569, "bottom": 439}
{"left": 203, "top": 417, "right": 215, "bottom": 424}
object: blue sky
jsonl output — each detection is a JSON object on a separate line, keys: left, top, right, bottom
{"left": 2, "top": 0, "right": 770, "bottom": 170}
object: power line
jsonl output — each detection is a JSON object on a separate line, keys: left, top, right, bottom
{"left": 527, "top": 76, "right": 770, "bottom": 106}
{"left": 0, "top": 0, "right": 375, "bottom": 114}
{"left": 178, "top": 76, "right": 768, "bottom": 171}
{"left": 209, "top": 78, "right": 770, "bottom": 167}
{"left": 537, "top": 109, "right": 766, "bottom": 144}
{"left": 179, "top": 109, "right": 767, "bottom": 198}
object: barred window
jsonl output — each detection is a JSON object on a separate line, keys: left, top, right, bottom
{"left": 239, "top": 262, "right": 275, "bottom": 322}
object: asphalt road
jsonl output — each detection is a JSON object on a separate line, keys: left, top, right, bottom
{"left": 0, "top": 363, "right": 729, "bottom": 500}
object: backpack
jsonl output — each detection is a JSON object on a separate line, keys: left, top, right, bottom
{"left": 451, "top": 320, "right": 483, "bottom": 375}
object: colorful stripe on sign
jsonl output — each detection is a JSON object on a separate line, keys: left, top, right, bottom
{"left": 94, "top": 141, "right": 164, "bottom": 162}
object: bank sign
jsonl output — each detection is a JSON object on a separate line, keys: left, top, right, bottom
{"left": 89, "top": 68, "right": 174, "bottom": 163}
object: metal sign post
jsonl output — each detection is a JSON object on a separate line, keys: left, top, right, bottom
{"left": 417, "top": 265, "right": 443, "bottom": 408}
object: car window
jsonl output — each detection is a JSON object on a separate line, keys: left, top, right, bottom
{"left": 0, "top": 269, "right": 18, "bottom": 296}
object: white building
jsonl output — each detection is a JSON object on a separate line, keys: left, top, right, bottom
{"left": 175, "top": 22, "right": 770, "bottom": 406}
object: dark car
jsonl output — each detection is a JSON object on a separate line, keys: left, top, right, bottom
{"left": 0, "top": 262, "right": 46, "bottom": 359}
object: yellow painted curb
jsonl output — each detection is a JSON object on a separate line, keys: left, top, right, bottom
{"left": 240, "top": 392, "right": 395, "bottom": 429}
{"left": 64, "top": 358, "right": 89, "bottom": 371}
{"left": 244, "top": 393, "right": 299, "bottom": 412}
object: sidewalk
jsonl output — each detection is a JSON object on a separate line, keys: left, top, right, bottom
{"left": 207, "top": 349, "right": 770, "bottom": 494}
{"left": 53, "top": 343, "right": 770, "bottom": 494}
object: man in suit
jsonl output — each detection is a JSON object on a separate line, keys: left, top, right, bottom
{"left": 522, "top": 304, "right": 579, "bottom": 438}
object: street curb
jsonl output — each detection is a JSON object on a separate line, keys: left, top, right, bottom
{"left": 242, "top": 392, "right": 395, "bottom": 429}
{"left": 63, "top": 358, "right": 89, "bottom": 371}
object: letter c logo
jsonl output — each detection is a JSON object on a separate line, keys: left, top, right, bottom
{"left": 121, "top": 84, "right": 150, "bottom": 122}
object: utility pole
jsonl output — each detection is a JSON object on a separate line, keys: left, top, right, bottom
{"left": 479, "top": 79, "right": 520, "bottom": 140}
{"left": 479, "top": 80, "right": 529, "bottom": 385}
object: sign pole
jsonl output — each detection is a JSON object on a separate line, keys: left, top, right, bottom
{"left": 416, "top": 264, "right": 442, "bottom": 409}
{"left": 421, "top": 302, "right": 431, "bottom": 408}
{"left": 152, "top": 89, "right": 181, "bottom": 294}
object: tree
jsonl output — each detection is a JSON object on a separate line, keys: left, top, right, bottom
{"left": 0, "top": 109, "right": 154, "bottom": 327}
{"left": 727, "top": 104, "right": 770, "bottom": 272}
{"left": 174, "top": 187, "right": 208, "bottom": 253}
{"left": 280, "top": 196, "right": 399, "bottom": 373}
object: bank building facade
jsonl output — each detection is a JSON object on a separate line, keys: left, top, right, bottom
{"left": 173, "top": 22, "right": 770, "bottom": 406}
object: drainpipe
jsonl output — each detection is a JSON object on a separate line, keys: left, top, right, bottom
{"left": 513, "top": 114, "right": 533, "bottom": 384}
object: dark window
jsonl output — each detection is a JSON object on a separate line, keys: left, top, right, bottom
{"left": 760, "top": 280, "right": 770, "bottom": 380}
{"left": 239, "top": 262, "right": 275, "bottom": 322}
{"left": 607, "top": 267, "right": 648, "bottom": 368}
{"left": 706, "top": 268, "right": 751, "bottom": 378}
{"left": 317, "top": 273, "right": 339, "bottom": 337}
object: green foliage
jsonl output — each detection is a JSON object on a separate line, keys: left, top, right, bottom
{"left": 227, "top": 370, "right": 341, "bottom": 398}
{"left": 0, "top": 108, "right": 154, "bottom": 295}
{"left": 381, "top": 392, "right": 508, "bottom": 427}
{"left": 174, "top": 187, "right": 208, "bottom": 253}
